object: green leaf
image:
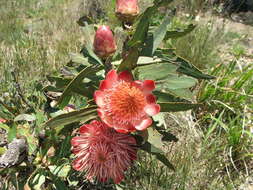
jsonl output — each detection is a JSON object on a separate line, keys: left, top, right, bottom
{"left": 164, "top": 24, "right": 196, "bottom": 39}
{"left": 48, "top": 171, "right": 69, "bottom": 190}
{"left": 137, "top": 56, "right": 162, "bottom": 65}
{"left": 128, "top": 7, "right": 154, "bottom": 47}
{"left": 141, "top": 141, "right": 163, "bottom": 154}
{"left": 48, "top": 165, "right": 71, "bottom": 178}
{"left": 141, "top": 141, "right": 175, "bottom": 170}
{"left": 135, "top": 62, "right": 178, "bottom": 80}
{"left": 17, "top": 124, "right": 38, "bottom": 155}
{"left": 56, "top": 65, "right": 102, "bottom": 109}
{"left": 0, "top": 123, "right": 9, "bottom": 132}
{"left": 44, "top": 106, "right": 97, "bottom": 128}
{"left": 7, "top": 123, "right": 17, "bottom": 142}
{"left": 156, "top": 74, "right": 197, "bottom": 90}
{"left": 69, "top": 53, "right": 91, "bottom": 66}
{"left": 14, "top": 114, "right": 36, "bottom": 122}
{"left": 117, "top": 47, "right": 139, "bottom": 72}
{"left": 153, "top": 50, "right": 214, "bottom": 80}
{"left": 31, "top": 172, "right": 46, "bottom": 190}
{"left": 142, "top": 15, "right": 171, "bottom": 55}
{"left": 176, "top": 56, "right": 215, "bottom": 79}
{"left": 147, "top": 127, "right": 164, "bottom": 150}
{"left": 168, "top": 88, "right": 195, "bottom": 100}
{"left": 155, "top": 153, "right": 175, "bottom": 170}
{"left": 153, "top": 91, "right": 190, "bottom": 103}
{"left": 159, "top": 102, "right": 201, "bottom": 112}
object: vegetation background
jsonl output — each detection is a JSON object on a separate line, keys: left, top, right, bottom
{"left": 0, "top": 0, "right": 252, "bottom": 189}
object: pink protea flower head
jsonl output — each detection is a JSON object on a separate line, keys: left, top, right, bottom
{"left": 71, "top": 120, "right": 137, "bottom": 184}
{"left": 94, "top": 70, "right": 160, "bottom": 133}
{"left": 116, "top": 0, "right": 139, "bottom": 21}
{"left": 93, "top": 25, "right": 117, "bottom": 59}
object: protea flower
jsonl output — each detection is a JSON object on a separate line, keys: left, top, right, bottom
{"left": 116, "top": 0, "right": 139, "bottom": 22}
{"left": 93, "top": 25, "right": 117, "bottom": 59}
{"left": 71, "top": 120, "right": 137, "bottom": 184}
{"left": 94, "top": 70, "right": 160, "bottom": 133}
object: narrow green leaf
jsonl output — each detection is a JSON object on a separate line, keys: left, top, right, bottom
{"left": 142, "top": 15, "right": 171, "bottom": 55}
{"left": 159, "top": 102, "right": 201, "bottom": 112}
{"left": 31, "top": 172, "right": 46, "bottom": 190}
{"left": 155, "top": 153, "right": 175, "bottom": 170}
{"left": 14, "top": 114, "right": 36, "bottom": 122}
{"left": 44, "top": 106, "right": 97, "bottom": 128}
{"left": 141, "top": 141, "right": 175, "bottom": 170}
{"left": 153, "top": 91, "right": 190, "bottom": 103}
{"left": 48, "top": 165, "right": 71, "bottom": 178}
{"left": 127, "top": 7, "right": 154, "bottom": 47}
{"left": 69, "top": 53, "right": 90, "bottom": 66}
{"left": 117, "top": 47, "right": 139, "bottom": 72}
{"left": 56, "top": 65, "right": 102, "bottom": 108}
{"left": 164, "top": 24, "right": 196, "bottom": 39}
{"left": 7, "top": 124, "right": 17, "bottom": 142}
{"left": 176, "top": 56, "right": 215, "bottom": 79}
{"left": 141, "top": 141, "right": 163, "bottom": 154}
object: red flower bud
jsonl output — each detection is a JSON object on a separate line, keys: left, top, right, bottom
{"left": 116, "top": 0, "right": 139, "bottom": 22}
{"left": 93, "top": 25, "right": 117, "bottom": 59}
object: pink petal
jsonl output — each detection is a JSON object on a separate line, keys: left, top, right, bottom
{"left": 99, "top": 80, "right": 113, "bottom": 90}
{"left": 71, "top": 136, "right": 84, "bottom": 146}
{"left": 97, "top": 109, "right": 114, "bottom": 127}
{"left": 145, "top": 94, "right": 156, "bottom": 104}
{"left": 94, "top": 90, "right": 105, "bottom": 107}
{"left": 115, "top": 128, "right": 130, "bottom": 134}
{"left": 72, "top": 158, "right": 85, "bottom": 171}
{"left": 106, "top": 69, "right": 118, "bottom": 81}
{"left": 131, "top": 80, "right": 143, "bottom": 90}
{"left": 144, "top": 104, "right": 160, "bottom": 116}
{"left": 79, "top": 125, "right": 89, "bottom": 134}
{"left": 118, "top": 70, "right": 133, "bottom": 82}
{"left": 135, "top": 117, "right": 152, "bottom": 130}
{"left": 143, "top": 80, "right": 155, "bottom": 91}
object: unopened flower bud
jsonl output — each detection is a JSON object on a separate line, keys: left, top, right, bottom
{"left": 116, "top": 0, "right": 139, "bottom": 22}
{"left": 93, "top": 25, "right": 117, "bottom": 59}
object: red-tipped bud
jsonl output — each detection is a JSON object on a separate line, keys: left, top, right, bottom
{"left": 93, "top": 25, "right": 117, "bottom": 59}
{"left": 116, "top": 0, "right": 139, "bottom": 22}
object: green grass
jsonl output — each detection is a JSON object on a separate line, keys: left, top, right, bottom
{"left": 0, "top": 0, "right": 253, "bottom": 189}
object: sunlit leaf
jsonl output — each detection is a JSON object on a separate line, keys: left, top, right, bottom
{"left": 48, "top": 165, "right": 71, "bottom": 178}
{"left": 14, "top": 114, "right": 36, "bottom": 122}
{"left": 44, "top": 106, "right": 97, "bottom": 128}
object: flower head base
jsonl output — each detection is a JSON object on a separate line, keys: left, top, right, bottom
{"left": 116, "top": 0, "right": 139, "bottom": 22}
{"left": 93, "top": 25, "right": 117, "bottom": 59}
{"left": 71, "top": 120, "right": 137, "bottom": 184}
{"left": 94, "top": 70, "right": 160, "bottom": 133}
